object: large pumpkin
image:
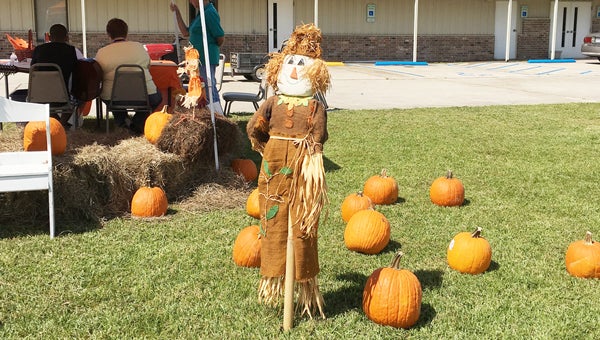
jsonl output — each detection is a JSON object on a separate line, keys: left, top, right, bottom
{"left": 131, "top": 186, "right": 168, "bottom": 217}
{"left": 23, "top": 117, "right": 67, "bottom": 155}
{"left": 246, "top": 188, "right": 261, "bottom": 219}
{"left": 363, "top": 251, "right": 422, "bottom": 329}
{"left": 430, "top": 170, "right": 465, "bottom": 207}
{"left": 447, "top": 227, "right": 492, "bottom": 274}
{"left": 344, "top": 209, "right": 390, "bottom": 254}
{"left": 232, "top": 225, "right": 262, "bottom": 268}
{"left": 363, "top": 169, "right": 398, "bottom": 205}
{"left": 231, "top": 158, "right": 258, "bottom": 182}
{"left": 341, "top": 191, "right": 374, "bottom": 222}
{"left": 144, "top": 106, "right": 172, "bottom": 144}
{"left": 565, "top": 231, "right": 600, "bottom": 278}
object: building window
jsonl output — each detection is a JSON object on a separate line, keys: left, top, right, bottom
{"left": 35, "top": 0, "right": 68, "bottom": 42}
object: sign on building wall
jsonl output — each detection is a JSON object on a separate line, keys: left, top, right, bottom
{"left": 367, "top": 3, "right": 376, "bottom": 23}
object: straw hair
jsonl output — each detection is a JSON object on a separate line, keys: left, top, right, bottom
{"left": 264, "top": 23, "right": 331, "bottom": 94}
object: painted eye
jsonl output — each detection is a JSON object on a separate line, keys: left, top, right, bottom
{"left": 287, "top": 57, "right": 295, "bottom": 65}
{"left": 297, "top": 59, "right": 305, "bottom": 66}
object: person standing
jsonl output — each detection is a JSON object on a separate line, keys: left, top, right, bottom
{"left": 31, "top": 23, "right": 78, "bottom": 127}
{"left": 95, "top": 18, "right": 162, "bottom": 134}
{"left": 170, "top": 0, "right": 225, "bottom": 115}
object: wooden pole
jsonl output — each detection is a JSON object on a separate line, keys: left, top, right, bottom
{"left": 283, "top": 214, "right": 295, "bottom": 331}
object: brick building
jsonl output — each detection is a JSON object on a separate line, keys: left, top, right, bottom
{"left": 2, "top": 0, "right": 600, "bottom": 63}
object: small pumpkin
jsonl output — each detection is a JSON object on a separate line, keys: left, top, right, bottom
{"left": 430, "top": 170, "right": 465, "bottom": 207}
{"left": 23, "top": 117, "right": 67, "bottom": 155}
{"left": 363, "top": 251, "right": 422, "bottom": 329}
{"left": 131, "top": 186, "right": 168, "bottom": 217}
{"left": 144, "top": 105, "right": 172, "bottom": 144}
{"left": 344, "top": 209, "right": 390, "bottom": 254}
{"left": 565, "top": 231, "right": 600, "bottom": 278}
{"left": 232, "top": 225, "right": 262, "bottom": 268}
{"left": 231, "top": 158, "right": 258, "bottom": 182}
{"left": 341, "top": 191, "right": 374, "bottom": 222}
{"left": 447, "top": 227, "right": 492, "bottom": 274}
{"left": 246, "top": 188, "right": 261, "bottom": 219}
{"left": 363, "top": 169, "right": 398, "bottom": 205}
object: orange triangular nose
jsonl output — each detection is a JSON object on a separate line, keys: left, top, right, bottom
{"left": 290, "top": 67, "right": 298, "bottom": 80}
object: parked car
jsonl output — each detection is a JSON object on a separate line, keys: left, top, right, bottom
{"left": 581, "top": 33, "right": 600, "bottom": 60}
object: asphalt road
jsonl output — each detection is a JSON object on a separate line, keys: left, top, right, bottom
{"left": 3, "top": 59, "right": 600, "bottom": 115}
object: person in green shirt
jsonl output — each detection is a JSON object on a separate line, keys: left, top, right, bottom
{"left": 171, "top": 0, "right": 225, "bottom": 114}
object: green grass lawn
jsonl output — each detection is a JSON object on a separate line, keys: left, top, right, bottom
{"left": 2, "top": 103, "right": 600, "bottom": 338}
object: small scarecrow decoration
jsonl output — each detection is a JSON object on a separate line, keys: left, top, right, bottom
{"left": 246, "top": 23, "right": 331, "bottom": 328}
{"left": 178, "top": 46, "right": 207, "bottom": 109}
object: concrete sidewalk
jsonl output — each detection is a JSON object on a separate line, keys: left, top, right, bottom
{"left": 4, "top": 59, "right": 600, "bottom": 116}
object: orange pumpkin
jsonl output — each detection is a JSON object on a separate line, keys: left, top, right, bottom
{"left": 363, "top": 169, "right": 398, "bottom": 205}
{"left": 430, "top": 170, "right": 465, "bottom": 207}
{"left": 344, "top": 209, "right": 390, "bottom": 254}
{"left": 447, "top": 227, "right": 492, "bottom": 274}
{"left": 341, "top": 191, "right": 373, "bottom": 222}
{"left": 144, "top": 106, "right": 172, "bottom": 144}
{"left": 23, "top": 117, "right": 67, "bottom": 155}
{"left": 565, "top": 231, "right": 600, "bottom": 278}
{"left": 231, "top": 158, "right": 258, "bottom": 182}
{"left": 131, "top": 186, "right": 168, "bottom": 217}
{"left": 232, "top": 225, "right": 262, "bottom": 268}
{"left": 363, "top": 251, "right": 422, "bottom": 329}
{"left": 246, "top": 188, "right": 261, "bottom": 219}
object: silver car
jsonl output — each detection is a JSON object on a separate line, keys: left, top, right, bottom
{"left": 581, "top": 33, "right": 600, "bottom": 60}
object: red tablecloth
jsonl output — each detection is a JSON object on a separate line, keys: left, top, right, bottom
{"left": 150, "top": 60, "right": 184, "bottom": 112}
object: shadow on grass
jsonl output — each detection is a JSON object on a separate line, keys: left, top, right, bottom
{"left": 414, "top": 303, "right": 437, "bottom": 329}
{"left": 381, "top": 239, "right": 402, "bottom": 254}
{"left": 0, "top": 218, "right": 102, "bottom": 239}
{"left": 323, "top": 272, "right": 367, "bottom": 317}
{"left": 414, "top": 269, "right": 444, "bottom": 291}
{"left": 487, "top": 260, "right": 500, "bottom": 272}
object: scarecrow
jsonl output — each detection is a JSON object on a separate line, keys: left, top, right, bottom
{"left": 246, "top": 23, "right": 331, "bottom": 322}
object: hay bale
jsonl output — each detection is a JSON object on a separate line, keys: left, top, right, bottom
{"left": 0, "top": 119, "right": 249, "bottom": 224}
{"left": 157, "top": 106, "right": 241, "bottom": 163}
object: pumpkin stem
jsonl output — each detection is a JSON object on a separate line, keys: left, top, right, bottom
{"left": 584, "top": 231, "right": 593, "bottom": 245}
{"left": 389, "top": 250, "right": 405, "bottom": 269}
{"left": 446, "top": 170, "right": 453, "bottom": 179}
{"left": 380, "top": 169, "right": 388, "bottom": 178}
{"left": 161, "top": 105, "right": 168, "bottom": 113}
{"left": 471, "top": 227, "right": 483, "bottom": 238}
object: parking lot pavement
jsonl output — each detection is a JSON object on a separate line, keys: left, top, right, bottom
{"left": 323, "top": 59, "right": 600, "bottom": 110}
{"left": 4, "top": 59, "right": 600, "bottom": 116}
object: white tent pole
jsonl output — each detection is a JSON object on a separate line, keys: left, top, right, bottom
{"left": 81, "top": 0, "right": 87, "bottom": 58}
{"left": 551, "top": 0, "right": 559, "bottom": 60}
{"left": 314, "top": 0, "right": 319, "bottom": 27}
{"left": 199, "top": 2, "right": 220, "bottom": 171}
{"left": 413, "top": 0, "right": 419, "bottom": 62}
{"left": 172, "top": 0, "right": 181, "bottom": 63}
{"left": 505, "top": 0, "right": 512, "bottom": 62}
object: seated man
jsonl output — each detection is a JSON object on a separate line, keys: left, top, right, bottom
{"left": 30, "top": 23, "right": 78, "bottom": 127}
{"left": 95, "top": 18, "right": 162, "bottom": 134}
